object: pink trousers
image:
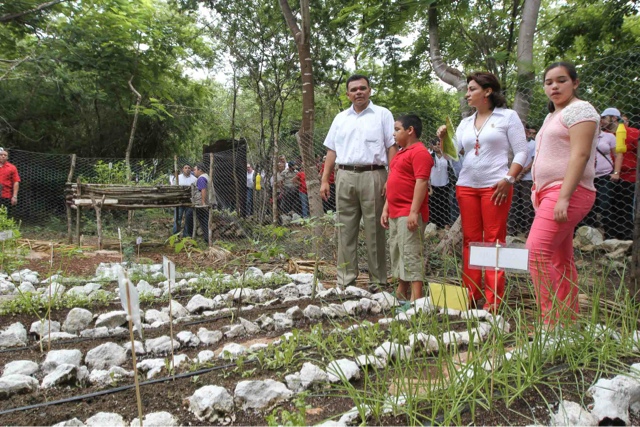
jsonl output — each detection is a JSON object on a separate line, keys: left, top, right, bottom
{"left": 526, "top": 185, "right": 595, "bottom": 324}
{"left": 457, "top": 186, "right": 512, "bottom": 309}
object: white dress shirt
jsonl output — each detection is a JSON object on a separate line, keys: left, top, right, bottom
{"left": 454, "top": 107, "right": 528, "bottom": 188}
{"left": 521, "top": 138, "right": 536, "bottom": 181}
{"left": 324, "top": 101, "right": 395, "bottom": 166}
{"left": 429, "top": 150, "right": 449, "bottom": 187}
{"left": 246, "top": 171, "right": 255, "bottom": 188}
{"left": 170, "top": 173, "right": 197, "bottom": 186}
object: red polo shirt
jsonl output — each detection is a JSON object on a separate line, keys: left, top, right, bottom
{"left": 386, "top": 142, "right": 434, "bottom": 221}
{"left": 0, "top": 161, "right": 20, "bottom": 199}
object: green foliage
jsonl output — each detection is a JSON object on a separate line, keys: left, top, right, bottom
{"left": 266, "top": 392, "right": 310, "bottom": 427}
{"left": 0, "top": 206, "right": 22, "bottom": 271}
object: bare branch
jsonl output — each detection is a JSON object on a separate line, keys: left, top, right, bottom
{"left": 0, "top": 0, "right": 67, "bottom": 23}
{"left": 0, "top": 56, "right": 30, "bottom": 81}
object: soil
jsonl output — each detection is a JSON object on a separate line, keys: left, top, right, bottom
{"left": 2, "top": 243, "right": 639, "bottom": 426}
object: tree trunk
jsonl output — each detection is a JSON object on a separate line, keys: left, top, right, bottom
{"left": 279, "top": 0, "right": 322, "bottom": 219}
{"left": 428, "top": 3, "right": 466, "bottom": 99}
{"left": 512, "top": 0, "right": 541, "bottom": 121}
{"left": 126, "top": 76, "right": 142, "bottom": 182}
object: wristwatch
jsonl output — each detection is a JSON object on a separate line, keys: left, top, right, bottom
{"left": 503, "top": 175, "right": 515, "bottom": 185}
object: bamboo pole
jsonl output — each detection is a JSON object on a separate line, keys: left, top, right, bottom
{"left": 66, "top": 154, "right": 76, "bottom": 244}
{"left": 75, "top": 178, "right": 81, "bottom": 247}
{"left": 208, "top": 153, "right": 214, "bottom": 247}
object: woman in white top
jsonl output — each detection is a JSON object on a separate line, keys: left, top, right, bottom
{"left": 438, "top": 72, "right": 527, "bottom": 312}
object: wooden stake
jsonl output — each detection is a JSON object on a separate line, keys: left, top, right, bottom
{"left": 124, "top": 269, "right": 144, "bottom": 425}
{"left": 66, "top": 155, "right": 76, "bottom": 244}
{"left": 208, "top": 153, "right": 214, "bottom": 247}
{"left": 167, "top": 261, "right": 176, "bottom": 373}
{"left": 76, "top": 178, "right": 82, "bottom": 247}
{"left": 118, "top": 228, "right": 123, "bottom": 264}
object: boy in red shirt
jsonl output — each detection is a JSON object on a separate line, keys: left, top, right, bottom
{"left": 381, "top": 115, "right": 434, "bottom": 302}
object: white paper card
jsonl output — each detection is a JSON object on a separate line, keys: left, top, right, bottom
{"left": 116, "top": 266, "right": 143, "bottom": 339}
{"left": 0, "top": 230, "right": 14, "bottom": 241}
{"left": 469, "top": 245, "right": 529, "bottom": 271}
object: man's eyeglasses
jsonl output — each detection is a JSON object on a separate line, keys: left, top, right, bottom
{"left": 349, "top": 86, "right": 368, "bottom": 92}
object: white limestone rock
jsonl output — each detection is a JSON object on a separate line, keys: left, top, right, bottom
{"left": 186, "top": 294, "right": 214, "bottom": 313}
{"left": 255, "top": 314, "right": 275, "bottom": 331}
{"left": 371, "top": 292, "right": 399, "bottom": 310}
{"left": 0, "top": 322, "right": 28, "bottom": 348}
{"left": 88, "top": 367, "right": 134, "bottom": 387}
{"left": 219, "top": 343, "right": 247, "bottom": 359}
{"left": 85, "top": 412, "right": 125, "bottom": 427}
{"left": 355, "top": 354, "right": 386, "bottom": 369}
{"left": 239, "top": 317, "right": 261, "bottom": 334}
{"left": 587, "top": 374, "right": 640, "bottom": 425}
{"left": 18, "top": 282, "right": 36, "bottom": 293}
{"left": 122, "top": 340, "right": 146, "bottom": 356}
{"left": 176, "top": 330, "right": 200, "bottom": 347}
{"left": 412, "top": 297, "right": 437, "bottom": 314}
{"left": 30, "top": 320, "right": 61, "bottom": 337}
{"left": 0, "top": 280, "right": 17, "bottom": 295}
{"left": 85, "top": 342, "right": 126, "bottom": 370}
{"left": 170, "top": 354, "right": 190, "bottom": 369}
{"left": 144, "top": 309, "right": 169, "bottom": 325}
{"left": 130, "top": 412, "right": 178, "bottom": 427}
{"left": 409, "top": 333, "right": 439, "bottom": 353}
{"left": 197, "top": 328, "right": 223, "bottom": 346}
{"left": 229, "top": 287, "right": 257, "bottom": 302}
{"left": 273, "top": 312, "right": 294, "bottom": 331}
{"left": 52, "top": 418, "right": 86, "bottom": 427}
{"left": 243, "top": 267, "right": 264, "bottom": 281}
{"left": 145, "top": 336, "right": 180, "bottom": 355}
{"left": 274, "top": 283, "right": 299, "bottom": 300}
{"left": 80, "top": 327, "right": 109, "bottom": 339}
{"left": 342, "top": 300, "right": 360, "bottom": 316}
{"left": 303, "top": 304, "right": 323, "bottom": 320}
{"left": 189, "top": 385, "right": 235, "bottom": 422}
{"left": 550, "top": 400, "right": 599, "bottom": 426}
{"left": 3, "top": 360, "right": 39, "bottom": 377}
{"left": 41, "top": 363, "right": 79, "bottom": 388}
{"left": 41, "top": 332, "right": 78, "bottom": 342}
{"left": 344, "top": 286, "right": 372, "bottom": 298}
{"left": 322, "top": 304, "right": 348, "bottom": 318}
{"left": 197, "top": 350, "right": 215, "bottom": 364}
{"left": 0, "top": 374, "right": 39, "bottom": 398}
{"left": 63, "top": 308, "right": 93, "bottom": 334}
{"left": 285, "top": 306, "right": 303, "bottom": 320}
{"left": 441, "top": 331, "right": 462, "bottom": 347}
{"left": 161, "top": 300, "right": 188, "bottom": 319}
{"left": 43, "top": 349, "right": 83, "bottom": 374}
{"left": 234, "top": 379, "right": 293, "bottom": 411}
{"left": 326, "top": 359, "right": 361, "bottom": 383}
{"left": 94, "top": 311, "right": 128, "bottom": 329}
{"left": 255, "top": 288, "right": 276, "bottom": 303}
{"left": 222, "top": 324, "right": 246, "bottom": 339}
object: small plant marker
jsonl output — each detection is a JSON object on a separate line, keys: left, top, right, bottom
{"left": 118, "top": 267, "right": 144, "bottom": 426}
{"left": 163, "top": 256, "right": 176, "bottom": 369}
{"left": 118, "top": 228, "right": 123, "bottom": 263}
{"left": 136, "top": 236, "right": 142, "bottom": 260}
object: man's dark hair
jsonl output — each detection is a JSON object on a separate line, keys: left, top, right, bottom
{"left": 194, "top": 163, "right": 206, "bottom": 171}
{"left": 346, "top": 74, "right": 370, "bottom": 90}
{"left": 396, "top": 114, "right": 423, "bottom": 139}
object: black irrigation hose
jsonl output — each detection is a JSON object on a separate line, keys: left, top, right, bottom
{"left": 0, "top": 344, "right": 314, "bottom": 417}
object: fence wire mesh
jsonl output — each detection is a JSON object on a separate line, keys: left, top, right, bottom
{"left": 5, "top": 48, "right": 639, "bottom": 263}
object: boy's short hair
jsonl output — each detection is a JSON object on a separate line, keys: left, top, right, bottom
{"left": 194, "top": 163, "right": 206, "bottom": 171}
{"left": 396, "top": 115, "right": 423, "bottom": 139}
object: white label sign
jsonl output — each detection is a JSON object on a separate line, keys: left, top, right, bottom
{"left": 469, "top": 244, "right": 529, "bottom": 271}
{"left": 0, "top": 230, "right": 14, "bottom": 241}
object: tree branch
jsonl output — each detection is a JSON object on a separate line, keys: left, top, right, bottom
{"left": 0, "top": 0, "right": 67, "bottom": 23}
{"left": 428, "top": 2, "right": 466, "bottom": 91}
{"left": 278, "top": 0, "right": 302, "bottom": 44}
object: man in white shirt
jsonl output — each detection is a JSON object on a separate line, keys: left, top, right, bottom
{"left": 246, "top": 163, "right": 255, "bottom": 217}
{"left": 428, "top": 141, "right": 451, "bottom": 229}
{"left": 172, "top": 164, "right": 197, "bottom": 236}
{"left": 321, "top": 75, "right": 397, "bottom": 291}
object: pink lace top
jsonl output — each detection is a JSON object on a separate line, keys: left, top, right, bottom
{"left": 532, "top": 100, "right": 600, "bottom": 193}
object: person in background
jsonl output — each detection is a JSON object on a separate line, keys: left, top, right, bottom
{"left": 246, "top": 163, "right": 255, "bottom": 217}
{"left": 509, "top": 126, "right": 537, "bottom": 235}
{"left": 437, "top": 71, "right": 527, "bottom": 312}
{"left": 381, "top": 115, "right": 433, "bottom": 304}
{"left": 294, "top": 166, "right": 309, "bottom": 218}
{"left": 321, "top": 74, "right": 397, "bottom": 292}
{"left": 602, "top": 109, "right": 639, "bottom": 240}
{"left": 171, "top": 164, "right": 197, "bottom": 237}
{"left": 428, "top": 140, "right": 451, "bottom": 229}
{"left": 187, "top": 163, "right": 214, "bottom": 244}
{"left": 0, "top": 148, "right": 20, "bottom": 219}
{"left": 527, "top": 62, "right": 599, "bottom": 326}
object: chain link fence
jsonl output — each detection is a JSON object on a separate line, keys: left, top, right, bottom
{"left": 5, "top": 48, "right": 639, "bottom": 264}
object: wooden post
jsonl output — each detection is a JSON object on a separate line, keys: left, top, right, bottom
{"left": 123, "top": 270, "right": 144, "bottom": 425}
{"left": 92, "top": 195, "right": 106, "bottom": 250}
{"left": 272, "top": 136, "right": 279, "bottom": 225}
{"left": 66, "top": 155, "right": 76, "bottom": 244}
{"left": 174, "top": 155, "right": 179, "bottom": 185}
{"left": 208, "top": 153, "right": 214, "bottom": 247}
{"left": 75, "top": 178, "right": 82, "bottom": 247}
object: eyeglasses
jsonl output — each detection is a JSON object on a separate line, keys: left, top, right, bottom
{"left": 348, "top": 86, "right": 368, "bottom": 92}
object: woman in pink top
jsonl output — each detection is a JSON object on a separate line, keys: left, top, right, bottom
{"left": 527, "top": 62, "right": 599, "bottom": 326}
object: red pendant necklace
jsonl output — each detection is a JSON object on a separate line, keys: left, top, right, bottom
{"left": 473, "top": 110, "right": 495, "bottom": 155}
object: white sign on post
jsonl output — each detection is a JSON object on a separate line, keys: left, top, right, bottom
{"left": 0, "top": 230, "right": 14, "bottom": 241}
{"left": 469, "top": 242, "right": 529, "bottom": 272}
{"left": 116, "top": 266, "right": 143, "bottom": 339}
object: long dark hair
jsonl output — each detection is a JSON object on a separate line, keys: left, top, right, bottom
{"left": 467, "top": 72, "right": 507, "bottom": 109}
{"left": 543, "top": 62, "right": 579, "bottom": 113}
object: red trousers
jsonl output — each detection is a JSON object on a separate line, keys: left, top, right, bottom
{"left": 526, "top": 185, "right": 594, "bottom": 325}
{"left": 457, "top": 186, "right": 512, "bottom": 309}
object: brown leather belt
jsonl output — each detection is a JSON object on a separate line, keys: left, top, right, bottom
{"left": 337, "top": 164, "right": 386, "bottom": 172}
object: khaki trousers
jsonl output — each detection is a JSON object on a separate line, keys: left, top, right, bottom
{"left": 335, "top": 168, "right": 387, "bottom": 287}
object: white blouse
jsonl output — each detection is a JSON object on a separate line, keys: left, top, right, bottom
{"left": 454, "top": 107, "right": 528, "bottom": 188}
